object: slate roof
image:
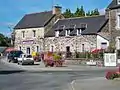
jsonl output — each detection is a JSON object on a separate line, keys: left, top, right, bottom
{"left": 14, "top": 11, "right": 55, "bottom": 29}
{"left": 45, "top": 15, "right": 108, "bottom": 37}
{"left": 107, "top": 0, "right": 120, "bottom": 10}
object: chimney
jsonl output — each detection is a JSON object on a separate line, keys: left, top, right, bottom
{"left": 52, "top": 5, "right": 62, "bottom": 15}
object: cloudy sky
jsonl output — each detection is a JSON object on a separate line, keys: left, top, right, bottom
{"left": 0, "top": 0, "right": 112, "bottom": 36}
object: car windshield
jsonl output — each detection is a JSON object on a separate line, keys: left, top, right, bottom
{"left": 10, "top": 51, "right": 23, "bottom": 57}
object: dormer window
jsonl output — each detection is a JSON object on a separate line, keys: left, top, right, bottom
{"left": 55, "top": 30, "right": 59, "bottom": 37}
{"left": 59, "top": 25, "right": 65, "bottom": 30}
{"left": 80, "top": 23, "right": 87, "bottom": 29}
{"left": 66, "top": 30, "right": 70, "bottom": 36}
{"left": 118, "top": 0, "right": 120, "bottom": 4}
{"left": 70, "top": 24, "right": 76, "bottom": 29}
{"left": 77, "top": 29, "right": 82, "bottom": 35}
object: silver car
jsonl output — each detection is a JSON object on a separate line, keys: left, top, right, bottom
{"left": 17, "top": 54, "right": 34, "bottom": 65}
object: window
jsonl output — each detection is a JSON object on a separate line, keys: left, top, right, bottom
{"left": 50, "top": 45, "right": 54, "bottom": 52}
{"left": 66, "top": 46, "right": 70, "bottom": 52}
{"left": 19, "top": 46, "right": 21, "bottom": 51}
{"left": 80, "top": 23, "right": 87, "bottom": 29}
{"left": 101, "top": 42, "right": 107, "bottom": 49}
{"left": 82, "top": 44, "right": 85, "bottom": 52}
{"left": 117, "top": 15, "right": 120, "bottom": 28}
{"left": 33, "top": 30, "right": 36, "bottom": 37}
{"left": 22, "top": 31, "right": 25, "bottom": 38}
{"left": 118, "top": 0, "right": 120, "bottom": 4}
{"left": 37, "top": 46, "right": 39, "bottom": 52}
{"left": 77, "top": 29, "right": 82, "bottom": 35}
{"left": 55, "top": 31, "right": 59, "bottom": 37}
{"left": 66, "top": 30, "right": 70, "bottom": 36}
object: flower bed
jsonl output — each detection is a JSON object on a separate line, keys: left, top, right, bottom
{"left": 106, "top": 71, "right": 120, "bottom": 80}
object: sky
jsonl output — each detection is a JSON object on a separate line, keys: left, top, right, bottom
{"left": 0, "top": 0, "right": 112, "bottom": 37}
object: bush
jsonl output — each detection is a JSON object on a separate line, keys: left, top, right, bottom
{"left": 53, "top": 53, "right": 62, "bottom": 61}
{"left": 106, "top": 71, "right": 120, "bottom": 80}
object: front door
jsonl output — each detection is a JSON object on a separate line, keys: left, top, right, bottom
{"left": 66, "top": 46, "right": 71, "bottom": 58}
{"left": 66, "top": 46, "right": 70, "bottom": 52}
{"left": 27, "top": 47, "right": 30, "bottom": 55}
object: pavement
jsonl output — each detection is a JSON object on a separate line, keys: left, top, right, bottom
{"left": 0, "top": 57, "right": 120, "bottom": 90}
{"left": 70, "top": 77, "right": 120, "bottom": 90}
{"left": 0, "top": 57, "right": 118, "bottom": 72}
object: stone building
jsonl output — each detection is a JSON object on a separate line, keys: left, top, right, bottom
{"left": 14, "top": 6, "right": 64, "bottom": 54}
{"left": 105, "top": 0, "right": 120, "bottom": 50}
{"left": 44, "top": 15, "right": 109, "bottom": 53}
{"left": 14, "top": 0, "right": 120, "bottom": 54}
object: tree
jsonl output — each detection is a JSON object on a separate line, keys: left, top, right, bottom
{"left": 63, "top": 9, "right": 73, "bottom": 18}
{"left": 0, "top": 33, "right": 11, "bottom": 47}
{"left": 93, "top": 8, "right": 100, "bottom": 15}
{"left": 74, "top": 6, "right": 85, "bottom": 17}
{"left": 74, "top": 7, "right": 80, "bottom": 17}
{"left": 80, "top": 6, "right": 85, "bottom": 17}
{"left": 86, "top": 11, "right": 91, "bottom": 16}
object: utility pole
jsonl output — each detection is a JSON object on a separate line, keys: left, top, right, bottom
{"left": 8, "top": 25, "right": 15, "bottom": 47}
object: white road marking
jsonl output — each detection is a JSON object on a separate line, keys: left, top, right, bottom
{"left": 71, "top": 80, "right": 75, "bottom": 90}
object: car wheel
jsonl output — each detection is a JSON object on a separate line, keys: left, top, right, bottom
{"left": 8, "top": 59, "right": 11, "bottom": 63}
{"left": 11, "top": 60, "right": 14, "bottom": 63}
{"left": 18, "top": 61, "right": 22, "bottom": 65}
{"left": 30, "top": 62, "right": 34, "bottom": 65}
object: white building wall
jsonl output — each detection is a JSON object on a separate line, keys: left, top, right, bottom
{"left": 97, "top": 35, "right": 109, "bottom": 49}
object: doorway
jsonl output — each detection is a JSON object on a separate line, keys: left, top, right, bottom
{"left": 66, "top": 46, "right": 71, "bottom": 58}
{"left": 27, "top": 47, "right": 30, "bottom": 55}
{"left": 66, "top": 46, "right": 70, "bottom": 52}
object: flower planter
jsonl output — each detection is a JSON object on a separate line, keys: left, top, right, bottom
{"left": 54, "top": 60, "right": 64, "bottom": 67}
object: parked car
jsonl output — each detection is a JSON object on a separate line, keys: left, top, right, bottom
{"left": 7, "top": 51, "right": 23, "bottom": 63}
{"left": 17, "top": 54, "right": 34, "bottom": 65}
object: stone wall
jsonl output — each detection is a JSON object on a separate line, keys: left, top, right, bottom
{"left": 106, "top": 9, "right": 120, "bottom": 46}
{"left": 44, "top": 35, "right": 97, "bottom": 53}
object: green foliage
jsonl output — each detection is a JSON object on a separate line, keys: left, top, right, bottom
{"left": 106, "top": 42, "right": 116, "bottom": 53}
{"left": 75, "top": 52, "right": 92, "bottom": 58}
{"left": 63, "top": 9, "right": 73, "bottom": 18}
{"left": 0, "top": 33, "right": 11, "bottom": 47}
{"left": 74, "top": 6, "right": 85, "bottom": 17}
{"left": 53, "top": 53, "right": 62, "bottom": 61}
{"left": 75, "top": 51, "right": 104, "bottom": 59}
{"left": 86, "top": 11, "right": 91, "bottom": 16}
{"left": 63, "top": 6, "right": 100, "bottom": 18}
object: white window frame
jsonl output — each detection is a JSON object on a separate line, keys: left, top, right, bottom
{"left": 118, "top": 0, "right": 120, "bottom": 4}
{"left": 33, "top": 30, "right": 36, "bottom": 37}
{"left": 36, "top": 46, "right": 40, "bottom": 52}
{"left": 82, "top": 44, "right": 85, "bottom": 52}
{"left": 116, "top": 13, "right": 120, "bottom": 29}
{"left": 22, "top": 31, "right": 25, "bottom": 38}
{"left": 66, "top": 30, "right": 70, "bottom": 36}
{"left": 55, "top": 30, "right": 59, "bottom": 37}
{"left": 80, "top": 23, "right": 87, "bottom": 29}
{"left": 101, "top": 42, "right": 107, "bottom": 49}
{"left": 77, "top": 29, "right": 82, "bottom": 35}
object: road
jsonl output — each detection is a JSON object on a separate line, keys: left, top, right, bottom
{"left": 0, "top": 58, "right": 110, "bottom": 90}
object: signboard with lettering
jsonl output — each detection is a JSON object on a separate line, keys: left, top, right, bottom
{"left": 22, "top": 40, "right": 34, "bottom": 44}
{"left": 104, "top": 53, "right": 117, "bottom": 67}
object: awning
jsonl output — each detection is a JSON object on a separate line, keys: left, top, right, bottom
{"left": 5, "top": 47, "right": 17, "bottom": 52}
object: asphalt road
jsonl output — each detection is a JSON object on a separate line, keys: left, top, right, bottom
{"left": 0, "top": 58, "right": 107, "bottom": 90}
